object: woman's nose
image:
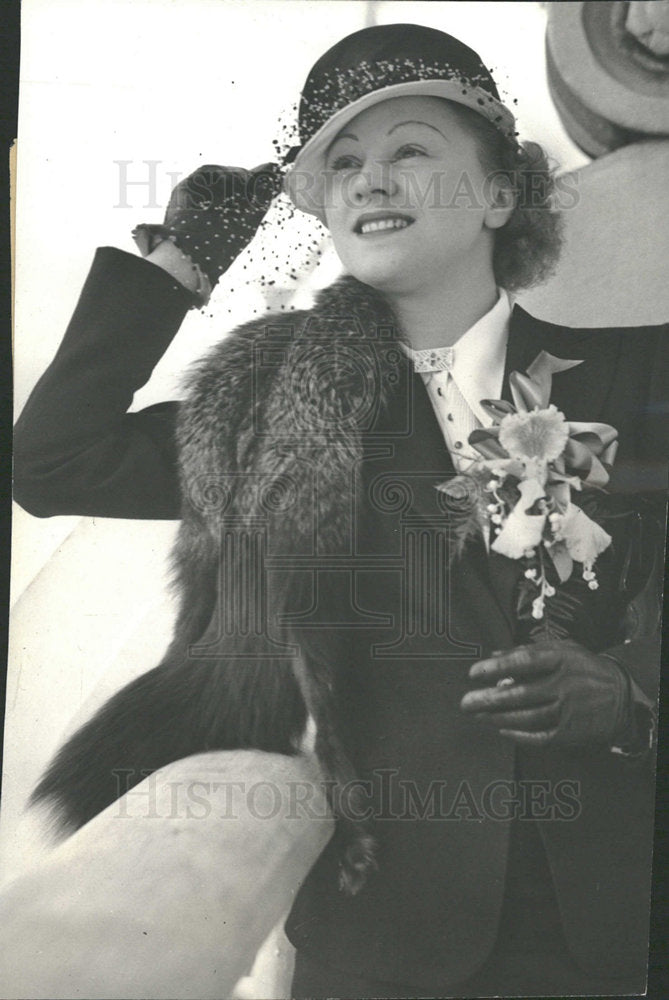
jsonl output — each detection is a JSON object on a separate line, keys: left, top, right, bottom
{"left": 350, "top": 159, "right": 398, "bottom": 201}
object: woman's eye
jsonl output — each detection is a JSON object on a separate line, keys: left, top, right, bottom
{"left": 329, "top": 154, "right": 362, "bottom": 171}
{"left": 393, "top": 144, "right": 426, "bottom": 161}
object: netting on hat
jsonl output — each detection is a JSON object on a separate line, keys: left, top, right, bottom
{"left": 201, "top": 190, "right": 337, "bottom": 321}
{"left": 194, "top": 52, "right": 525, "bottom": 326}
{"left": 295, "top": 57, "right": 516, "bottom": 147}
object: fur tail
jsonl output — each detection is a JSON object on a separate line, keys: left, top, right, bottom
{"left": 31, "top": 654, "right": 307, "bottom": 835}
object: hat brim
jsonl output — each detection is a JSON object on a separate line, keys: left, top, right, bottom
{"left": 283, "top": 78, "right": 516, "bottom": 222}
{"left": 547, "top": 2, "right": 669, "bottom": 135}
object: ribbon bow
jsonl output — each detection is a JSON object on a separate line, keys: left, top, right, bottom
{"left": 468, "top": 351, "right": 618, "bottom": 489}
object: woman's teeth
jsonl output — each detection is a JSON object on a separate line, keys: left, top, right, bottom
{"left": 359, "top": 218, "right": 411, "bottom": 234}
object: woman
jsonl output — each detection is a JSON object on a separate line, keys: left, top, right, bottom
{"left": 13, "top": 22, "right": 667, "bottom": 998}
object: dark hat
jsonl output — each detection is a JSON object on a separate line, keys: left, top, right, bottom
{"left": 283, "top": 23, "right": 516, "bottom": 219}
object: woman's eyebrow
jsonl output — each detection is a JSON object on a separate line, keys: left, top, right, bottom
{"left": 331, "top": 131, "right": 359, "bottom": 144}
{"left": 388, "top": 120, "right": 447, "bottom": 139}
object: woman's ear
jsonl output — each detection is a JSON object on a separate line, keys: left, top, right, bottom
{"left": 483, "top": 173, "right": 516, "bottom": 230}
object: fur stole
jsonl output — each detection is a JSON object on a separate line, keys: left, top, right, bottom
{"left": 32, "top": 275, "right": 402, "bottom": 893}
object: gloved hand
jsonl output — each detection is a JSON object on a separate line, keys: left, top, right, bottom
{"left": 133, "top": 162, "right": 283, "bottom": 299}
{"left": 460, "top": 640, "right": 632, "bottom": 747}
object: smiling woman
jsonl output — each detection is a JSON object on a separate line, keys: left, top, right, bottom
{"left": 10, "top": 15, "right": 668, "bottom": 1000}
{"left": 320, "top": 97, "right": 562, "bottom": 329}
{"left": 322, "top": 97, "right": 514, "bottom": 334}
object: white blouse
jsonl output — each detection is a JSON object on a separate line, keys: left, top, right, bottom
{"left": 400, "top": 291, "right": 512, "bottom": 472}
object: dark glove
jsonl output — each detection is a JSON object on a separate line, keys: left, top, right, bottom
{"left": 460, "top": 639, "right": 632, "bottom": 747}
{"left": 133, "top": 162, "right": 282, "bottom": 296}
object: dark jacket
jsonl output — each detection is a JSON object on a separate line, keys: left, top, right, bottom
{"left": 13, "top": 247, "right": 669, "bottom": 991}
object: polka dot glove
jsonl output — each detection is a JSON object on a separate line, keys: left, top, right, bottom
{"left": 133, "top": 162, "right": 282, "bottom": 303}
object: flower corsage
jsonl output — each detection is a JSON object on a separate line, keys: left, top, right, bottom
{"left": 437, "top": 351, "right": 620, "bottom": 640}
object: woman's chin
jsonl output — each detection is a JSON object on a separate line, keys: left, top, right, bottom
{"left": 345, "top": 259, "right": 416, "bottom": 295}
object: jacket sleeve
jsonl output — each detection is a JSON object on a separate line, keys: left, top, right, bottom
{"left": 604, "top": 326, "right": 669, "bottom": 746}
{"left": 603, "top": 515, "right": 664, "bottom": 757}
{"left": 13, "top": 247, "right": 197, "bottom": 520}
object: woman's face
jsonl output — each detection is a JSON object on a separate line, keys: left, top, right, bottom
{"left": 323, "top": 96, "right": 502, "bottom": 295}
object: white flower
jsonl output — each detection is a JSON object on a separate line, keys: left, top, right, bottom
{"left": 482, "top": 458, "right": 526, "bottom": 481}
{"left": 498, "top": 405, "right": 569, "bottom": 467}
{"left": 559, "top": 502, "right": 612, "bottom": 567}
{"left": 491, "top": 479, "right": 547, "bottom": 561}
{"left": 532, "top": 597, "right": 545, "bottom": 620}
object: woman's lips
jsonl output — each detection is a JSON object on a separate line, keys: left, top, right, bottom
{"left": 354, "top": 213, "right": 415, "bottom": 235}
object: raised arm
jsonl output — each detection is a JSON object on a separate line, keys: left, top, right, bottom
{"left": 13, "top": 163, "right": 282, "bottom": 520}
{"left": 14, "top": 247, "right": 194, "bottom": 519}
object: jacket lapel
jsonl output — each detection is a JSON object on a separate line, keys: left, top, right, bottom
{"left": 504, "top": 305, "right": 619, "bottom": 423}
{"left": 362, "top": 362, "right": 456, "bottom": 513}
{"left": 489, "top": 306, "right": 621, "bottom": 633}
{"left": 369, "top": 367, "right": 516, "bottom": 648}
{"left": 395, "top": 370, "right": 456, "bottom": 517}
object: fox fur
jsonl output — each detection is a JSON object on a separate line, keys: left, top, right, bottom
{"left": 31, "top": 275, "right": 401, "bottom": 894}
